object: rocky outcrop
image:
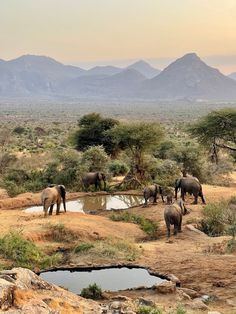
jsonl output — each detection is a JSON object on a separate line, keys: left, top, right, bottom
{"left": 0, "top": 268, "right": 101, "bottom": 313}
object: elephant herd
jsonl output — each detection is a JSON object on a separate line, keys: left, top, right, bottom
{"left": 143, "top": 176, "right": 206, "bottom": 238}
{"left": 40, "top": 171, "right": 205, "bottom": 238}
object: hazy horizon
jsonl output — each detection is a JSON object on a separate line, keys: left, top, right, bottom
{"left": 1, "top": 1, "right": 236, "bottom": 74}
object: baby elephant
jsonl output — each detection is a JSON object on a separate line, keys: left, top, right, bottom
{"left": 143, "top": 184, "right": 164, "bottom": 206}
{"left": 164, "top": 195, "right": 187, "bottom": 238}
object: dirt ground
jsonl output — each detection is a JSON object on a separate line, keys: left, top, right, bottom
{"left": 0, "top": 181, "right": 236, "bottom": 313}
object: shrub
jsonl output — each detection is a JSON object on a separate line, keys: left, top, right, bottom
{"left": 198, "top": 202, "right": 226, "bottom": 236}
{"left": 108, "top": 160, "right": 129, "bottom": 176}
{"left": 226, "top": 238, "right": 236, "bottom": 253}
{"left": 137, "top": 305, "right": 163, "bottom": 314}
{"left": 74, "top": 242, "right": 94, "bottom": 253}
{"left": 81, "top": 145, "right": 109, "bottom": 172}
{"left": 0, "top": 232, "right": 61, "bottom": 269}
{"left": 110, "top": 212, "right": 158, "bottom": 238}
{"left": 80, "top": 283, "right": 103, "bottom": 299}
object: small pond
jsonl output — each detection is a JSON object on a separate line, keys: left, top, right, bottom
{"left": 24, "top": 194, "right": 143, "bottom": 214}
{"left": 40, "top": 267, "right": 165, "bottom": 294}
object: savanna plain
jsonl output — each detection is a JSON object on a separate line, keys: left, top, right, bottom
{"left": 0, "top": 100, "right": 236, "bottom": 314}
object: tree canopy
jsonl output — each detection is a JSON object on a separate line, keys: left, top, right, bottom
{"left": 189, "top": 109, "right": 236, "bottom": 157}
{"left": 108, "top": 122, "right": 163, "bottom": 178}
{"left": 73, "top": 113, "right": 119, "bottom": 155}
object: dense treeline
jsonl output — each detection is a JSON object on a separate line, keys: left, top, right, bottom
{"left": 0, "top": 109, "right": 235, "bottom": 196}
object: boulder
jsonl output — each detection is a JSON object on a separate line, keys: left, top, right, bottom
{"left": 154, "top": 281, "right": 176, "bottom": 294}
{"left": 186, "top": 298, "right": 209, "bottom": 310}
{"left": 178, "top": 287, "right": 199, "bottom": 298}
{"left": 0, "top": 278, "right": 15, "bottom": 311}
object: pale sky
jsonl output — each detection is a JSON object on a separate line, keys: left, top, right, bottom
{"left": 1, "top": 0, "right": 236, "bottom": 73}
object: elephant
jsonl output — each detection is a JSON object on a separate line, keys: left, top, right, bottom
{"left": 164, "top": 196, "right": 187, "bottom": 238}
{"left": 41, "top": 185, "right": 66, "bottom": 217}
{"left": 82, "top": 172, "right": 106, "bottom": 191}
{"left": 143, "top": 184, "right": 164, "bottom": 206}
{"left": 175, "top": 177, "right": 206, "bottom": 204}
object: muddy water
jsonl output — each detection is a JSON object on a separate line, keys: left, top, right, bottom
{"left": 24, "top": 195, "right": 143, "bottom": 213}
{"left": 40, "top": 267, "right": 165, "bottom": 293}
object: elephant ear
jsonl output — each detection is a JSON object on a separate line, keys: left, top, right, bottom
{"left": 59, "top": 185, "right": 66, "bottom": 199}
{"left": 97, "top": 172, "right": 103, "bottom": 180}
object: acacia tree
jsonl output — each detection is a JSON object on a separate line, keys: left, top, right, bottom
{"left": 189, "top": 109, "right": 236, "bottom": 163}
{"left": 108, "top": 122, "right": 163, "bottom": 180}
{"left": 73, "top": 113, "right": 119, "bottom": 156}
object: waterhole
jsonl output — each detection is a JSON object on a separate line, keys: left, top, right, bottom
{"left": 40, "top": 267, "right": 165, "bottom": 293}
{"left": 24, "top": 194, "right": 143, "bottom": 213}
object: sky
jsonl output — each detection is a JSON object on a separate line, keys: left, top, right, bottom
{"left": 1, "top": 0, "right": 236, "bottom": 74}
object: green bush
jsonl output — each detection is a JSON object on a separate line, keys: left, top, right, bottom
{"left": 198, "top": 202, "right": 225, "bottom": 236}
{"left": 0, "top": 232, "right": 61, "bottom": 269}
{"left": 110, "top": 212, "right": 158, "bottom": 238}
{"left": 108, "top": 159, "right": 129, "bottom": 176}
{"left": 137, "top": 305, "right": 163, "bottom": 314}
{"left": 74, "top": 242, "right": 94, "bottom": 253}
{"left": 80, "top": 283, "right": 103, "bottom": 299}
{"left": 81, "top": 145, "right": 109, "bottom": 172}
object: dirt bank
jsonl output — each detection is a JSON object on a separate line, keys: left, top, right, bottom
{"left": 0, "top": 183, "right": 236, "bottom": 313}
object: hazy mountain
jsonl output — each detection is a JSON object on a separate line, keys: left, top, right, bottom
{"left": 86, "top": 65, "right": 122, "bottom": 76}
{"left": 60, "top": 68, "right": 146, "bottom": 97}
{"left": 143, "top": 53, "right": 236, "bottom": 100}
{"left": 1, "top": 53, "right": 236, "bottom": 101}
{"left": 0, "top": 55, "right": 85, "bottom": 95}
{"left": 128, "top": 60, "right": 160, "bottom": 78}
{"left": 229, "top": 72, "right": 236, "bottom": 80}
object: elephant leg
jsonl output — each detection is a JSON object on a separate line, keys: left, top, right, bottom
{"left": 56, "top": 202, "right": 61, "bottom": 215}
{"left": 166, "top": 223, "right": 170, "bottom": 238}
{"left": 49, "top": 204, "right": 54, "bottom": 215}
{"left": 181, "top": 189, "right": 185, "bottom": 202}
{"left": 178, "top": 216, "right": 182, "bottom": 232}
{"left": 153, "top": 194, "right": 157, "bottom": 204}
{"left": 144, "top": 198, "right": 148, "bottom": 207}
{"left": 193, "top": 194, "right": 198, "bottom": 204}
{"left": 199, "top": 191, "right": 206, "bottom": 204}
{"left": 174, "top": 224, "right": 178, "bottom": 235}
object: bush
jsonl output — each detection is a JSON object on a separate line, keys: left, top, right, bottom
{"left": 198, "top": 202, "right": 226, "bottom": 236}
{"left": 81, "top": 145, "right": 109, "bottom": 172}
{"left": 110, "top": 212, "right": 158, "bottom": 238}
{"left": 0, "top": 232, "right": 62, "bottom": 269}
{"left": 108, "top": 159, "right": 129, "bottom": 176}
{"left": 80, "top": 283, "right": 103, "bottom": 299}
{"left": 137, "top": 305, "right": 163, "bottom": 314}
{"left": 74, "top": 242, "right": 94, "bottom": 253}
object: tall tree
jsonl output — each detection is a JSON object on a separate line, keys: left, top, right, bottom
{"left": 73, "top": 113, "right": 119, "bottom": 155}
{"left": 108, "top": 122, "right": 163, "bottom": 179}
{"left": 189, "top": 109, "right": 236, "bottom": 162}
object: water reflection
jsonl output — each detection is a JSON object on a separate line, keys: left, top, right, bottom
{"left": 24, "top": 194, "right": 143, "bottom": 213}
{"left": 40, "top": 267, "right": 164, "bottom": 293}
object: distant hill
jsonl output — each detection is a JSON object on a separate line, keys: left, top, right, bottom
{"left": 86, "top": 65, "right": 122, "bottom": 76}
{"left": 0, "top": 55, "right": 85, "bottom": 95}
{"left": 1, "top": 53, "right": 236, "bottom": 101}
{"left": 142, "top": 53, "right": 236, "bottom": 100}
{"left": 128, "top": 60, "right": 160, "bottom": 78}
{"left": 229, "top": 72, "right": 236, "bottom": 81}
{"left": 60, "top": 68, "right": 146, "bottom": 97}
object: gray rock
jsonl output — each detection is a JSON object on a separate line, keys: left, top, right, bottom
{"left": 178, "top": 287, "right": 199, "bottom": 298}
{"left": 138, "top": 297, "right": 155, "bottom": 307}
